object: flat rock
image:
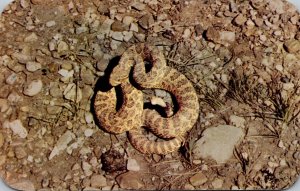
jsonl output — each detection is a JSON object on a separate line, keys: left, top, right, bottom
{"left": 90, "top": 174, "right": 107, "bottom": 188}
{"left": 192, "top": 125, "right": 244, "bottom": 163}
{"left": 6, "top": 119, "right": 28, "bottom": 138}
{"left": 26, "top": 61, "right": 41, "bottom": 72}
{"left": 127, "top": 158, "right": 140, "bottom": 171}
{"left": 284, "top": 39, "right": 300, "bottom": 53}
{"left": 116, "top": 171, "right": 144, "bottom": 189}
{"left": 49, "top": 130, "right": 75, "bottom": 160}
{"left": 131, "top": 2, "right": 146, "bottom": 11}
{"left": 9, "top": 179, "right": 35, "bottom": 191}
{"left": 189, "top": 172, "right": 208, "bottom": 187}
{"left": 206, "top": 27, "right": 235, "bottom": 46}
{"left": 23, "top": 79, "right": 43, "bottom": 96}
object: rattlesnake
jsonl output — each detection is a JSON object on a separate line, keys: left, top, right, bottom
{"left": 94, "top": 44, "right": 199, "bottom": 154}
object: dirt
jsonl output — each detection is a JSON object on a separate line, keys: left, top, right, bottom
{"left": 0, "top": 0, "right": 300, "bottom": 190}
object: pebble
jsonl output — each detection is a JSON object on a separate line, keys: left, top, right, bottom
{"left": 229, "top": 115, "right": 245, "bottom": 128}
{"left": 111, "top": 21, "right": 128, "bottom": 31}
{"left": 61, "top": 62, "right": 73, "bottom": 70}
{"left": 182, "top": 28, "right": 191, "bottom": 38}
{"left": 116, "top": 171, "right": 144, "bottom": 189}
{"left": 26, "top": 61, "right": 42, "bottom": 72}
{"left": 63, "top": 83, "right": 82, "bottom": 103}
{"left": 0, "top": 132, "right": 3, "bottom": 148}
{"left": 6, "top": 73, "right": 18, "bottom": 85}
{"left": 76, "top": 26, "right": 89, "bottom": 34}
{"left": 57, "top": 41, "right": 69, "bottom": 53}
{"left": 127, "top": 158, "right": 140, "bottom": 171}
{"left": 184, "top": 184, "right": 195, "bottom": 190}
{"left": 131, "top": 2, "right": 146, "bottom": 11}
{"left": 123, "top": 16, "right": 134, "bottom": 26}
{"left": 138, "top": 14, "right": 154, "bottom": 29}
{"left": 96, "top": 57, "right": 110, "bottom": 72}
{"left": 8, "top": 92, "right": 23, "bottom": 103}
{"left": 9, "top": 179, "right": 35, "bottom": 191}
{"left": 12, "top": 52, "right": 33, "bottom": 64}
{"left": 46, "top": 105, "right": 62, "bottom": 115}
{"left": 189, "top": 172, "right": 208, "bottom": 186}
{"left": 134, "top": 33, "right": 145, "bottom": 42}
{"left": 46, "top": 20, "right": 56, "bottom": 27}
{"left": 24, "top": 33, "right": 38, "bottom": 42}
{"left": 23, "top": 79, "right": 43, "bottom": 96}
{"left": 283, "top": 82, "right": 294, "bottom": 91}
{"left": 123, "top": 31, "right": 133, "bottom": 42}
{"left": 7, "top": 119, "right": 28, "bottom": 138}
{"left": 15, "top": 146, "right": 27, "bottom": 159}
{"left": 110, "top": 40, "right": 122, "bottom": 50}
{"left": 49, "top": 83, "right": 63, "bottom": 98}
{"left": 111, "top": 31, "right": 124, "bottom": 41}
{"left": 0, "top": 99, "right": 9, "bottom": 113}
{"left": 192, "top": 125, "right": 244, "bottom": 163}
{"left": 233, "top": 14, "right": 247, "bottom": 25}
{"left": 284, "top": 39, "right": 300, "bottom": 53}
{"left": 90, "top": 174, "right": 107, "bottom": 188}
{"left": 212, "top": 179, "right": 224, "bottom": 189}
{"left": 84, "top": 129, "right": 94, "bottom": 137}
{"left": 130, "top": 23, "right": 139, "bottom": 32}
{"left": 206, "top": 27, "right": 235, "bottom": 46}
{"left": 81, "top": 67, "right": 94, "bottom": 85}
{"left": 49, "top": 130, "right": 75, "bottom": 160}
{"left": 20, "top": 0, "right": 30, "bottom": 8}
{"left": 82, "top": 161, "right": 93, "bottom": 176}
{"left": 85, "top": 112, "right": 94, "bottom": 124}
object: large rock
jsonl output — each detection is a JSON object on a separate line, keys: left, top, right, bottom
{"left": 192, "top": 125, "right": 244, "bottom": 163}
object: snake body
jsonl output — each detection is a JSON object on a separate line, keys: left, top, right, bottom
{"left": 94, "top": 44, "right": 200, "bottom": 154}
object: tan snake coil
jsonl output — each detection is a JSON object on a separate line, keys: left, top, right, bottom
{"left": 94, "top": 44, "right": 199, "bottom": 154}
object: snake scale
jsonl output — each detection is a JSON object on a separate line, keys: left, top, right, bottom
{"left": 94, "top": 44, "right": 199, "bottom": 154}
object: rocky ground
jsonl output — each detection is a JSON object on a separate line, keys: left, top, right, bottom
{"left": 0, "top": 0, "right": 300, "bottom": 190}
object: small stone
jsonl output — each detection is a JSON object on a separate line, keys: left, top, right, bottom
{"left": 111, "top": 21, "right": 128, "bottom": 31}
{"left": 46, "top": 20, "right": 56, "bottom": 27}
{"left": 111, "top": 31, "right": 124, "bottom": 41}
{"left": 182, "top": 28, "right": 191, "bottom": 38}
{"left": 229, "top": 115, "right": 245, "bottom": 128}
{"left": 63, "top": 83, "right": 82, "bottom": 103}
{"left": 123, "top": 16, "right": 134, "bottom": 26}
{"left": 152, "top": 154, "right": 161, "bottom": 162}
{"left": 233, "top": 14, "right": 247, "bottom": 26}
{"left": 192, "top": 125, "right": 244, "bottom": 163}
{"left": 84, "top": 129, "right": 94, "bottom": 137}
{"left": 6, "top": 73, "right": 18, "bottom": 85}
{"left": 90, "top": 174, "right": 107, "bottom": 188}
{"left": 189, "top": 172, "right": 208, "bottom": 186}
{"left": 61, "top": 62, "right": 73, "bottom": 70}
{"left": 0, "top": 133, "right": 3, "bottom": 148}
{"left": 92, "top": 48, "right": 104, "bottom": 60}
{"left": 116, "top": 171, "right": 144, "bottom": 189}
{"left": 184, "top": 184, "right": 195, "bottom": 190}
{"left": 49, "top": 83, "right": 63, "bottom": 98}
{"left": 46, "top": 105, "right": 62, "bottom": 115}
{"left": 130, "top": 23, "right": 139, "bottom": 32}
{"left": 0, "top": 99, "right": 9, "bottom": 113}
{"left": 151, "top": 97, "right": 166, "bottom": 107}
{"left": 110, "top": 40, "right": 122, "bottom": 50}
{"left": 96, "top": 58, "right": 110, "bottom": 72}
{"left": 212, "top": 179, "right": 223, "bottom": 189}
{"left": 26, "top": 61, "right": 41, "bottom": 72}
{"left": 283, "top": 82, "right": 294, "bottom": 91}
{"left": 76, "top": 26, "right": 89, "bottom": 34}
{"left": 20, "top": 0, "right": 30, "bottom": 8}
{"left": 7, "top": 119, "right": 28, "bottom": 138}
{"left": 82, "top": 161, "right": 93, "bottom": 176}
{"left": 131, "top": 2, "right": 146, "bottom": 11}
{"left": 57, "top": 41, "right": 69, "bottom": 53}
{"left": 284, "top": 40, "right": 300, "bottom": 53}
{"left": 123, "top": 31, "right": 133, "bottom": 42}
{"left": 23, "top": 79, "right": 43, "bottom": 96}
{"left": 9, "top": 179, "right": 35, "bottom": 191}
{"left": 206, "top": 27, "right": 235, "bottom": 46}
{"left": 138, "top": 14, "right": 154, "bottom": 30}
{"left": 127, "top": 158, "right": 140, "bottom": 171}
{"left": 24, "top": 33, "right": 38, "bottom": 42}
{"left": 15, "top": 146, "right": 27, "bottom": 159}
{"left": 81, "top": 67, "right": 94, "bottom": 85}
{"left": 134, "top": 33, "right": 145, "bottom": 42}
{"left": 49, "top": 130, "right": 75, "bottom": 160}
{"left": 260, "top": 34, "right": 267, "bottom": 42}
